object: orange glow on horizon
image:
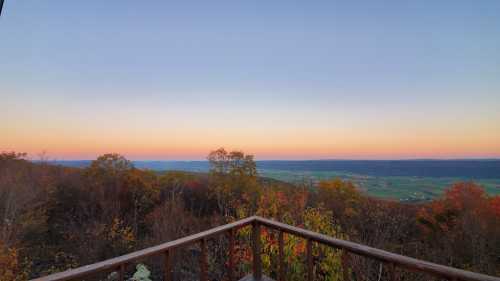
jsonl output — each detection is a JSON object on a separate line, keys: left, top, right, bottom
{"left": 3, "top": 141, "right": 500, "bottom": 161}
{"left": 3, "top": 99, "right": 499, "bottom": 160}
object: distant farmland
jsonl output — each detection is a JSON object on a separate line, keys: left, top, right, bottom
{"left": 50, "top": 159, "right": 500, "bottom": 201}
{"left": 258, "top": 169, "right": 500, "bottom": 201}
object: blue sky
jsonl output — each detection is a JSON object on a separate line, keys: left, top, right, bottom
{"left": 1, "top": 0, "right": 500, "bottom": 160}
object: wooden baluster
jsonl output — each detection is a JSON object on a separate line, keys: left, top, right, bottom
{"left": 118, "top": 263, "right": 125, "bottom": 281}
{"left": 307, "top": 239, "right": 313, "bottom": 281}
{"left": 228, "top": 229, "right": 235, "bottom": 281}
{"left": 388, "top": 262, "right": 396, "bottom": 281}
{"left": 200, "top": 239, "right": 208, "bottom": 281}
{"left": 341, "top": 250, "right": 351, "bottom": 281}
{"left": 164, "top": 249, "right": 173, "bottom": 281}
{"left": 278, "top": 231, "right": 285, "bottom": 281}
{"left": 252, "top": 221, "right": 262, "bottom": 280}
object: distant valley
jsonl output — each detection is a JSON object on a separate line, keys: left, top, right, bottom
{"left": 46, "top": 159, "right": 500, "bottom": 201}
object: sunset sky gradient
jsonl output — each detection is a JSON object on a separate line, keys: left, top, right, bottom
{"left": 1, "top": 0, "right": 500, "bottom": 160}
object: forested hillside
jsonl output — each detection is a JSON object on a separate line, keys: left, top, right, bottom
{"left": 1, "top": 149, "right": 499, "bottom": 280}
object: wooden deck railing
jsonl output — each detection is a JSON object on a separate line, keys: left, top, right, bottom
{"left": 31, "top": 216, "right": 500, "bottom": 281}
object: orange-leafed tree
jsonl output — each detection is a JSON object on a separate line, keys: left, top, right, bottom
{"left": 417, "top": 182, "right": 489, "bottom": 234}
{"left": 417, "top": 182, "right": 500, "bottom": 274}
{"left": 316, "top": 178, "right": 362, "bottom": 230}
{"left": 489, "top": 196, "right": 500, "bottom": 217}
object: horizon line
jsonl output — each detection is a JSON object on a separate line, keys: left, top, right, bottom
{"left": 37, "top": 158, "right": 500, "bottom": 162}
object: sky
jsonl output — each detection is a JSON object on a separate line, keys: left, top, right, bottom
{"left": 1, "top": 0, "right": 500, "bottom": 160}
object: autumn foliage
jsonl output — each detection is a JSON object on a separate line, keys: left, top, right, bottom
{"left": 0, "top": 150, "right": 499, "bottom": 280}
{"left": 417, "top": 182, "right": 500, "bottom": 274}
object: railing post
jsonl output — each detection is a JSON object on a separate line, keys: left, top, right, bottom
{"left": 118, "top": 263, "right": 125, "bottom": 281}
{"left": 341, "top": 250, "right": 351, "bottom": 281}
{"left": 306, "top": 239, "right": 313, "bottom": 281}
{"left": 278, "top": 231, "right": 285, "bottom": 281}
{"left": 200, "top": 239, "right": 208, "bottom": 281}
{"left": 388, "top": 262, "right": 396, "bottom": 281}
{"left": 252, "top": 220, "right": 262, "bottom": 280}
{"left": 164, "top": 249, "right": 173, "bottom": 281}
{"left": 228, "top": 229, "right": 235, "bottom": 281}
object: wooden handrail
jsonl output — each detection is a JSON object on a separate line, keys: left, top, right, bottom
{"left": 31, "top": 216, "right": 256, "bottom": 281}
{"left": 31, "top": 216, "right": 500, "bottom": 281}
{"left": 255, "top": 216, "right": 500, "bottom": 281}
